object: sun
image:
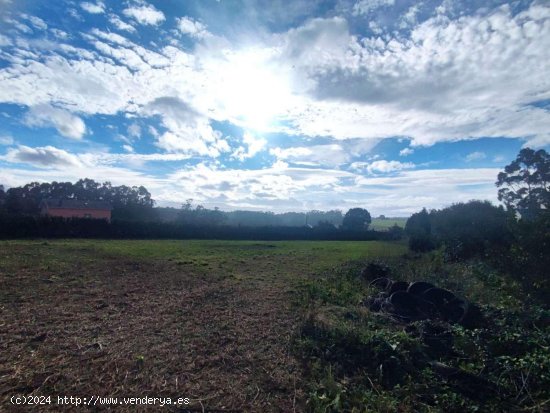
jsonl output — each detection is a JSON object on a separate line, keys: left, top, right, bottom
{"left": 218, "top": 49, "right": 292, "bottom": 131}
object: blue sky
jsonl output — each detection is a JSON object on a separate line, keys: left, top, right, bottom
{"left": 0, "top": 0, "right": 548, "bottom": 215}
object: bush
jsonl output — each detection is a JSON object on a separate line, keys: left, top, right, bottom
{"left": 408, "top": 234, "right": 437, "bottom": 252}
{"left": 506, "top": 211, "right": 550, "bottom": 301}
{"left": 431, "top": 201, "right": 512, "bottom": 260}
{"left": 406, "top": 201, "right": 512, "bottom": 259}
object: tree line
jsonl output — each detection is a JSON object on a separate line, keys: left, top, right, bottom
{"left": 0, "top": 179, "right": 383, "bottom": 231}
{"left": 0, "top": 178, "right": 398, "bottom": 240}
{"left": 404, "top": 148, "right": 549, "bottom": 300}
{"left": 0, "top": 179, "right": 155, "bottom": 221}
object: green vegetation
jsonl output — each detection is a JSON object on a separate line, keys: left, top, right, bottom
{"left": 0, "top": 239, "right": 406, "bottom": 412}
{"left": 2, "top": 148, "right": 548, "bottom": 412}
{"left": 0, "top": 239, "right": 405, "bottom": 271}
{"left": 287, "top": 149, "right": 545, "bottom": 412}
{"left": 296, "top": 254, "right": 550, "bottom": 412}
{"left": 1, "top": 238, "right": 549, "bottom": 412}
{"left": 370, "top": 217, "right": 408, "bottom": 231}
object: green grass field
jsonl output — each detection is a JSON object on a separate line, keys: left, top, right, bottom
{"left": 2, "top": 239, "right": 547, "bottom": 412}
{"left": 0, "top": 239, "right": 406, "bottom": 412}
{"left": 370, "top": 217, "right": 408, "bottom": 230}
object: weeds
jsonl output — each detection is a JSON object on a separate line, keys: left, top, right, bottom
{"left": 295, "top": 254, "right": 550, "bottom": 412}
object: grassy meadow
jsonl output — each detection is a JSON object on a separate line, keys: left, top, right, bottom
{"left": 369, "top": 217, "right": 408, "bottom": 231}
{"left": 1, "top": 239, "right": 548, "bottom": 412}
{"left": 0, "top": 239, "right": 405, "bottom": 412}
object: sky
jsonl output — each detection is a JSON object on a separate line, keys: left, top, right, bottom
{"left": 0, "top": 0, "right": 549, "bottom": 216}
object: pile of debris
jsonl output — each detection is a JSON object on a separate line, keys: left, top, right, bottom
{"left": 361, "top": 265, "right": 482, "bottom": 329}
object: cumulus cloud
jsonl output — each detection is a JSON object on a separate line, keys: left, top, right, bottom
{"left": 399, "top": 4, "right": 421, "bottom": 29}
{"left": 0, "top": 0, "right": 547, "bottom": 214}
{"left": 123, "top": 4, "right": 165, "bottom": 26}
{"left": 0, "top": 34, "right": 11, "bottom": 47}
{"left": 3, "top": 145, "right": 82, "bottom": 167}
{"left": 144, "top": 96, "right": 229, "bottom": 157}
{"left": 0, "top": 135, "right": 14, "bottom": 145}
{"left": 127, "top": 123, "right": 141, "bottom": 138}
{"left": 168, "top": 161, "right": 353, "bottom": 206}
{"left": 90, "top": 28, "right": 130, "bottom": 46}
{"left": 20, "top": 14, "right": 48, "bottom": 30}
{"left": 2, "top": 145, "right": 194, "bottom": 170}
{"left": 176, "top": 16, "right": 210, "bottom": 39}
{"left": 276, "top": 3, "right": 550, "bottom": 146}
{"left": 50, "top": 28, "right": 69, "bottom": 39}
{"left": 399, "top": 148, "right": 414, "bottom": 156}
{"left": 161, "top": 162, "right": 502, "bottom": 214}
{"left": 80, "top": 1, "right": 105, "bottom": 14}
{"left": 270, "top": 143, "right": 351, "bottom": 167}
{"left": 365, "top": 160, "right": 415, "bottom": 174}
{"left": 24, "top": 105, "right": 86, "bottom": 140}
{"left": 5, "top": 19, "right": 32, "bottom": 34}
{"left": 108, "top": 14, "right": 136, "bottom": 32}
{"left": 465, "top": 151, "right": 487, "bottom": 162}
{"left": 3, "top": 2, "right": 547, "bottom": 148}
{"left": 352, "top": 167, "right": 502, "bottom": 213}
{"left": 0, "top": 143, "right": 505, "bottom": 215}
{"left": 353, "top": 0, "right": 395, "bottom": 16}
{"left": 231, "top": 132, "right": 267, "bottom": 161}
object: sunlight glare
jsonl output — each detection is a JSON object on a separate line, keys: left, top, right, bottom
{"left": 220, "top": 49, "right": 291, "bottom": 131}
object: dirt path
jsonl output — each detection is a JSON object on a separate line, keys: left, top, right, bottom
{"left": 0, "top": 246, "right": 307, "bottom": 412}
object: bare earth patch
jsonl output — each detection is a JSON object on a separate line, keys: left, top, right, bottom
{"left": 0, "top": 242, "right": 306, "bottom": 412}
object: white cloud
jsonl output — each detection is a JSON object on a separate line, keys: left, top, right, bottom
{"left": 90, "top": 28, "right": 130, "bottom": 46}
{"left": 50, "top": 28, "right": 69, "bottom": 39}
{"left": 5, "top": 19, "right": 33, "bottom": 34}
{"left": 148, "top": 125, "right": 159, "bottom": 137}
{"left": 0, "top": 135, "right": 14, "bottom": 145}
{"left": 368, "top": 21, "right": 383, "bottom": 34}
{"left": 270, "top": 143, "right": 351, "bottom": 167}
{"left": 127, "top": 123, "right": 141, "bottom": 138}
{"left": 232, "top": 132, "right": 266, "bottom": 161}
{"left": 0, "top": 34, "right": 11, "bottom": 47}
{"left": 399, "top": 148, "right": 414, "bottom": 156}
{"left": 465, "top": 151, "right": 487, "bottom": 162}
{"left": 353, "top": 0, "right": 395, "bottom": 16}
{"left": 3, "top": 145, "right": 82, "bottom": 167}
{"left": 399, "top": 4, "right": 421, "bottom": 29}
{"left": 0, "top": 35, "right": 176, "bottom": 115}
{"left": 162, "top": 163, "right": 502, "bottom": 214}
{"left": 0, "top": 0, "right": 548, "bottom": 164}
{"left": 0, "top": 163, "right": 166, "bottom": 195}
{"left": 108, "top": 14, "right": 136, "bottom": 33}
{"left": 176, "top": 16, "right": 210, "bottom": 39}
{"left": 123, "top": 4, "right": 165, "bottom": 26}
{"left": 0, "top": 145, "right": 505, "bottom": 215}
{"left": 68, "top": 8, "right": 83, "bottom": 21}
{"left": 274, "top": 3, "right": 550, "bottom": 146}
{"left": 365, "top": 160, "right": 415, "bottom": 174}
{"left": 24, "top": 105, "right": 86, "bottom": 140}
{"left": 167, "top": 161, "right": 353, "bottom": 207}
{"left": 21, "top": 15, "right": 48, "bottom": 30}
{"left": 2, "top": 145, "right": 194, "bottom": 170}
{"left": 80, "top": 1, "right": 105, "bottom": 14}
{"left": 144, "top": 96, "right": 229, "bottom": 157}
{"left": 351, "top": 168, "right": 502, "bottom": 214}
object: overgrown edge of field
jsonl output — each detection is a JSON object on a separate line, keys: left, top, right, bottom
{"left": 291, "top": 252, "right": 550, "bottom": 413}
